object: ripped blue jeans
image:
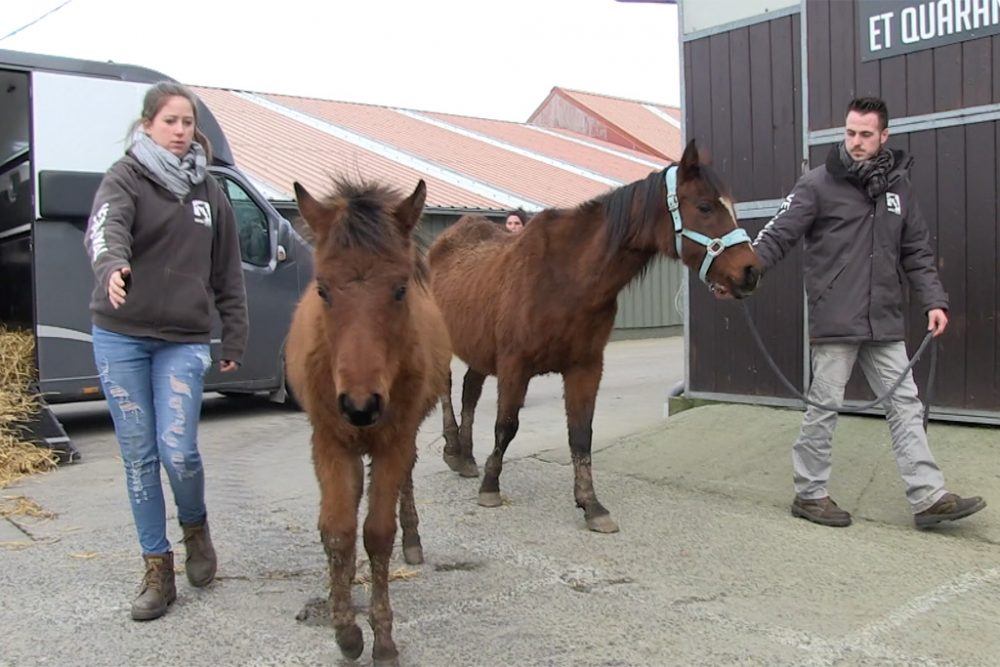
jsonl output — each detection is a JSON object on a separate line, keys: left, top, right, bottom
{"left": 92, "top": 325, "right": 212, "bottom": 555}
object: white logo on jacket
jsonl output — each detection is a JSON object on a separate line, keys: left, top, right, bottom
{"left": 192, "top": 200, "right": 213, "bottom": 227}
{"left": 885, "top": 192, "right": 901, "bottom": 215}
{"left": 754, "top": 193, "right": 795, "bottom": 246}
{"left": 89, "top": 202, "right": 110, "bottom": 259}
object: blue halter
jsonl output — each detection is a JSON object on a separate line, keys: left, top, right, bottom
{"left": 664, "top": 166, "right": 751, "bottom": 284}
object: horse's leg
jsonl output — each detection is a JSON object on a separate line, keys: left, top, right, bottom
{"left": 441, "top": 369, "right": 462, "bottom": 467}
{"left": 478, "top": 367, "right": 529, "bottom": 507}
{"left": 444, "top": 368, "right": 484, "bottom": 478}
{"left": 563, "top": 362, "right": 618, "bottom": 533}
{"left": 365, "top": 444, "right": 414, "bottom": 664}
{"left": 397, "top": 465, "right": 423, "bottom": 565}
{"left": 315, "top": 443, "right": 366, "bottom": 659}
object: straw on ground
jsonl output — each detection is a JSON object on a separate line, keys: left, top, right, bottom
{"left": 0, "top": 327, "right": 59, "bottom": 488}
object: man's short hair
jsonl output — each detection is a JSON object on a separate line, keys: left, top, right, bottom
{"left": 846, "top": 97, "right": 889, "bottom": 130}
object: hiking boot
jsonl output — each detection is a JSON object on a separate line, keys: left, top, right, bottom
{"left": 131, "top": 552, "right": 176, "bottom": 621}
{"left": 181, "top": 519, "right": 217, "bottom": 587}
{"left": 914, "top": 493, "right": 986, "bottom": 529}
{"left": 791, "top": 496, "right": 852, "bottom": 527}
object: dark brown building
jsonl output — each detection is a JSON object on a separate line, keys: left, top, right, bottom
{"left": 679, "top": 0, "right": 1000, "bottom": 424}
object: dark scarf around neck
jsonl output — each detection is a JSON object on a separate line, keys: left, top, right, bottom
{"left": 838, "top": 142, "right": 895, "bottom": 200}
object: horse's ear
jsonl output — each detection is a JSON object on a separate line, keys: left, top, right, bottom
{"left": 678, "top": 139, "right": 701, "bottom": 180}
{"left": 394, "top": 179, "right": 427, "bottom": 234}
{"left": 294, "top": 181, "right": 327, "bottom": 234}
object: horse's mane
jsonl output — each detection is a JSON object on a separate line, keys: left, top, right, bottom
{"left": 315, "top": 177, "right": 429, "bottom": 285}
{"left": 598, "top": 169, "right": 665, "bottom": 253}
{"left": 590, "top": 162, "right": 731, "bottom": 253}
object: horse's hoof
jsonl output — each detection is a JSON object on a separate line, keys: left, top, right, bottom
{"left": 336, "top": 624, "right": 364, "bottom": 660}
{"left": 444, "top": 453, "right": 479, "bottom": 478}
{"left": 373, "top": 651, "right": 400, "bottom": 667}
{"left": 403, "top": 545, "right": 424, "bottom": 565}
{"left": 443, "top": 452, "right": 467, "bottom": 474}
{"left": 373, "top": 641, "right": 399, "bottom": 666}
{"left": 458, "top": 459, "right": 479, "bottom": 478}
{"left": 478, "top": 491, "right": 503, "bottom": 507}
{"left": 586, "top": 514, "right": 619, "bottom": 533}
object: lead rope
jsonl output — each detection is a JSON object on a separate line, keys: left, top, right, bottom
{"left": 737, "top": 302, "right": 936, "bottom": 427}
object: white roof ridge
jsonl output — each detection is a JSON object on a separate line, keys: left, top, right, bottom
{"left": 641, "top": 104, "right": 682, "bottom": 129}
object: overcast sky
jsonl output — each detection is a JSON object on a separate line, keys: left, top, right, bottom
{"left": 1, "top": 0, "right": 680, "bottom": 122}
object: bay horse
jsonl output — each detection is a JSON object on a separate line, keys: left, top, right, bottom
{"left": 429, "top": 140, "right": 760, "bottom": 533}
{"left": 285, "top": 178, "right": 450, "bottom": 664}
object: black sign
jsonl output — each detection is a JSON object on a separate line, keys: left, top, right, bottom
{"left": 858, "top": 0, "right": 1000, "bottom": 61}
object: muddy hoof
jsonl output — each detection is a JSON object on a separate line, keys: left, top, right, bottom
{"left": 478, "top": 491, "right": 502, "bottom": 507}
{"left": 403, "top": 545, "right": 424, "bottom": 565}
{"left": 444, "top": 453, "right": 478, "bottom": 477}
{"left": 586, "top": 514, "right": 619, "bottom": 533}
{"left": 373, "top": 652, "right": 400, "bottom": 667}
{"left": 373, "top": 641, "right": 399, "bottom": 666}
{"left": 336, "top": 623, "right": 364, "bottom": 660}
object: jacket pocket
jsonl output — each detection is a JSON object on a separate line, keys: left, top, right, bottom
{"left": 157, "top": 268, "right": 212, "bottom": 333}
{"left": 809, "top": 261, "right": 849, "bottom": 310}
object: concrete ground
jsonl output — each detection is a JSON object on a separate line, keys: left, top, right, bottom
{"left": 2, "top": 335, "right": 998, "bottom": 667}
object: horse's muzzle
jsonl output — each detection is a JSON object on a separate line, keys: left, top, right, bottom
{"left": 338, "top": 393, "right": 384, "bottom": 427}
{"left": 733, "top": 265, "right": 761, "bottom": 299}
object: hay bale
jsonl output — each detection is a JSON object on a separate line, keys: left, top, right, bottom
{"left": 0, "top": 327, "right": 58, "bottom": 488}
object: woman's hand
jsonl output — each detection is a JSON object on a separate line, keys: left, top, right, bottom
{"left": 219, "top": 360, "right": 240, "bottom": 373}
{"left": 108, "top": 267, "right": 131, "bottom": 309}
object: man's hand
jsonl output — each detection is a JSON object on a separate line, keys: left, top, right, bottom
{"left": 220, "top": 360, "right": 240, "bottom": 373}
{"left": 927, "top": 308, "right": 948, "bottom": 337}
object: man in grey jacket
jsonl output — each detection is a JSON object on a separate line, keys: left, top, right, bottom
{"left": 751, "top": 97, "right": 985, "bottom": 529}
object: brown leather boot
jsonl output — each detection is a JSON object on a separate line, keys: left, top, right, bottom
{"left": 181, "top": 519, "right": 217, "bottom": 587}
{"left": 791, "top": 496, "right": 852, "bottom": 527}
{"left": 131, "top": 552, "right": 177, "bottom": 621}
{"left": 914, "top": 493, "right": 987, "bottom": 529}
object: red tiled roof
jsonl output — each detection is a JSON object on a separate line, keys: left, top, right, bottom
{"left": 422, "top": 111, "right": 666, "bottom": 185}
{"left": 194, "top": 88, "right": 499, "bottom": 210}
{"left": 263, "top": 94, "right": 616, "bottom": 208}
{"left": 191, "top": 86, "right": 678, "bottom": 212}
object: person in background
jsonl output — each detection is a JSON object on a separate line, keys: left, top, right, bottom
{"left": 743, "top": 97, "right": 985, "bottom": 530}
{"left": 505, "top": 208, "right": 528, "bottom": 233}
{"left": 84, "top": 81, "right": 248, "bottom": 620}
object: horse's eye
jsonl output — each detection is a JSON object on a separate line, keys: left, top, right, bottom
{"left": 394, "top": 285, "right": 407, "bottom": 302}
{"left": 317, "top": 283, "right": 331, "bottom": 305}
{"left": 697, "top": 202, "right": 713, "bottom": 214}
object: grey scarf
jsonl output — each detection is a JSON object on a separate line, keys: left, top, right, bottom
{"left": 839, "top": 142, "right": 895, "bottom": 200}
{"left": 129, "top": 131, "right": 208, "bottom": 200}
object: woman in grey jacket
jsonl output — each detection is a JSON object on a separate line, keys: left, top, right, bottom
{"left": 750, "top": 97, "right": 984, "bottom": 530}
{"left": 84, "top": 82, "right": 248, "bottom": 621}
